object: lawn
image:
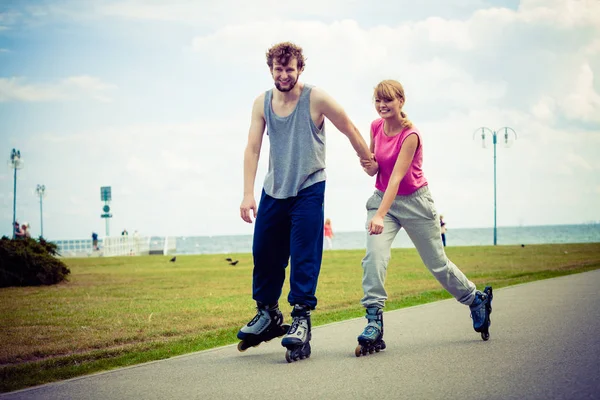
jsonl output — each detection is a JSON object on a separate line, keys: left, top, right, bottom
{"left": 1, "top": 242, "right": 599, "bottom": 392}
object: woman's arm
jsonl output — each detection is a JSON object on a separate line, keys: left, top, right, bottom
{"left": 368, "top": 133, "right": 419, "bottom": 234}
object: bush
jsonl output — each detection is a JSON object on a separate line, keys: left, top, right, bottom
{"left": 0, "top": 236, "right": 71, "bottom": 287}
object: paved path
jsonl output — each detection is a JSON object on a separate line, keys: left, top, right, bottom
{"left": 3, "top": 270, "right": 600, "bottom": 400}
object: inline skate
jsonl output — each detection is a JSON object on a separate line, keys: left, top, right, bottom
{"left": 355, "top": 307, "right": 386, "bottom": 357}
{"left": 470, "top": 286, "right": 493, "bottom": 341}
{"left": 237, "top": 302, "right": 290, "bottom": 351}
{"left": 281, "top": 304, "right": 311, "bottom": 363}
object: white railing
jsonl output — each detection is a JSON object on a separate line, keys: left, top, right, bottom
{"left": 102, "top": 236, "right": 151, "bottom": 257}
{"left": 55, "top": 239, "right": 97, "bottom": 257}
{"left": 56, "top": 236, "right": 177, "bottom": 258}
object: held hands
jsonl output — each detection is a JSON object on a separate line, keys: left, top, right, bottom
{"left": 240, "top": 194, "right": 257, "bottom": 223}
{"left": 368, "top": 214, "right": 384, "bottom": 235}
{"left": 360, "top": 154, "right": 378, "bottom": 176}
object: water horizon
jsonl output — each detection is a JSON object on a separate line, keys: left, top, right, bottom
{"left": 54, "top": 223, "right": 600, "bottom": 257}
{"left": 175, "top": 223, "right": 600, "bottom": 255}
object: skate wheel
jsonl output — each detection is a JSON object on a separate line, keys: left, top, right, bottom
{"left": 237, "top": 341, "right": 247, "bottom": 352}
{"left": 481, "top": 332, "right": 490, "bottom": 341}
{"left": 285, "top": 349, "right": 293, "bottom": 363}
{"left": 375, "top": 347, "right": 381, "bottom": 353}
{"left": 355, "top": 345, "right": 362, "bottom": 357}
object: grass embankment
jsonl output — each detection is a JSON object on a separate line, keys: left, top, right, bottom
{"left": 1, "top": 243, "right": 599, "bottom": 392}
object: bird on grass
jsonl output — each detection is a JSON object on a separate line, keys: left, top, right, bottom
{"left": 170, "top": 256, "right": 176, "bottom": 262}
{"left": 229, "top": 260, "right": 239, "bottom": 266}
{"left": 225, "top": 258, "right": 232, "bottom": 262}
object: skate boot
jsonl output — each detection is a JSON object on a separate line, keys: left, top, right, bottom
{"left": 237, "top": 302, "right": 290, "bottom": 352}
{"left": 470, "top": 286, "right": 493, "bottom": 341}
{"left": 355, "top": 307, "right": 386, "bottom": 357}
{"left": 281, "top": 304, "right": 311, "bottom": 363}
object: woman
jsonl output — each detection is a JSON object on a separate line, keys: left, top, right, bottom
{"left": 355, "top": 80, "right": 493, "bottom": 356}
{"left": 324, "top": 218, "right": 334, "bottom": 250}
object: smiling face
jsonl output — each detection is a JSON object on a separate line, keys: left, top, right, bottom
{"left": 374, "top": 96, "right": 403, "bottom": 119}
{"left": 271, "top": 58, "right": 302, "bottom": 92}
{"left": 373, "top": 80, "right": 406, "bottom": 119}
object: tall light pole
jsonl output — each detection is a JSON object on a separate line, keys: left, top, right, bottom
{"left": 36, "top": 184, "right": 46, "bottom": 238}
{"left": 8, "top": 149, "right": 24, "bottom": 239}
{"left": 473, "top": 127, "right": 517, "bottom": 245}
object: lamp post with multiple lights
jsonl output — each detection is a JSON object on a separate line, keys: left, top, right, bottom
{"left": 473, "top": 127, "right": 517, "bottom": 245}
{"left": 36, "top": 184, "right": 46, "bottom": 238}
{"left": 8, "top": 149, "right": 24, "bottom": 239}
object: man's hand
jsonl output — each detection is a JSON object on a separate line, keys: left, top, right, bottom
{"left": 361, "top": 154, "right": 378, "bottom": 176}
{"left": 240, "top": 195, "right": 257, "bottom": 223}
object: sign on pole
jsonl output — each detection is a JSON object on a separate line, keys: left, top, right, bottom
{"left": 100, "top": 186, "right": 112, "bottom": 236}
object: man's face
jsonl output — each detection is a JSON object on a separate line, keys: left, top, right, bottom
{"left": 271, "top": 58, "right": 302, "bottom": 92}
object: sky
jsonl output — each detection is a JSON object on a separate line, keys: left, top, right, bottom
{"left": 0, "top": 0, "right": 599, "bottom": 240}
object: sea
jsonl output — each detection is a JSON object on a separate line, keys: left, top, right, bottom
{"left": 174, "top": 224, "right": 600, "bottom": 255}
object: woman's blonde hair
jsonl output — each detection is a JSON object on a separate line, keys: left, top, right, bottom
{"left": 374, "top": 80, "right": 412, "bottom": 129}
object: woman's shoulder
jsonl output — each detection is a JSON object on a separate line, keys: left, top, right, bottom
{"left": 370, "top": 118, "right": 385, "bottom": 135}
{"left": 400, "top": 124, "right": 422, "bottom": 141}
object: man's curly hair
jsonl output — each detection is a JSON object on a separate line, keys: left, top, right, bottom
{"left": 266, "top": 42, "right": 305, "bottom": 70}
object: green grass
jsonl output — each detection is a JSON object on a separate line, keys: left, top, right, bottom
{"left": 1, "top": 243, "right": 599, "bottom": 392}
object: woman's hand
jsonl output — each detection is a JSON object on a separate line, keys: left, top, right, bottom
{"left": 360, "top": 154, "right": 378, "bottom": 176}
{"left": 368, "top": 214, "right": 384, "bottom": 235}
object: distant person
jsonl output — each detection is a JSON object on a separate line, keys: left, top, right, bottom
{"left": 14, "top": 221, "right": 24, "bottom": 239}
{"left": 92, "top": 232, "right": 99, "bottom": 251}
{"left": 21, "top": 222, "right": 31, "bottom": 239}
{"left": 440, "top": 215, "right": 447, "bottom": 247}
{"left": 121, "top": 229, "right": 128, "bottom": 236}
{"left": 324, "top": 218, "right": 334, "bottom": 250}
{"left": 237, "top": 41, "right": 374, "bottom": 362}
{"left": 355, "top": 80, "right": 493, "bottom": 356}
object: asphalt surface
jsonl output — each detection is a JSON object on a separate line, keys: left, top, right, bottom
{"left": 3, "top": 270, "right": 600, "bottom": 400}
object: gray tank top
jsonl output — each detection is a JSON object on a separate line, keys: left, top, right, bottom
{"left": 263, "top": 84, "right": 326, "bottom": 199}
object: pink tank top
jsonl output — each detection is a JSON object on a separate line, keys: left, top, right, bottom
{"left": 371, "top": 118, "right": 428, "bottom": 195}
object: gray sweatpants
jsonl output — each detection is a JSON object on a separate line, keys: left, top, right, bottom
{"left": 361, "top": 186, "right": 476, "bottom": 309}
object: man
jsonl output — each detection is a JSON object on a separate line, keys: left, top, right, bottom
{"left": 14, "top": 221, "right": 24, "bottom": 239}
{"left": 237, "top": 42, "right": 374, "bottom": 362}
{"left": 92, "top": 232, "right": 99, "bottom": 251}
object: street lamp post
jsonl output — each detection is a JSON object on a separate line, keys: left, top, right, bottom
{"left": 8, "top": 149, "right": 24, "bottom": 239}
{"left": 36, "top": 184, "right": 46, "bottom": 238}
{"left": 473, "top": 127, "right": 517, "bottom": 245}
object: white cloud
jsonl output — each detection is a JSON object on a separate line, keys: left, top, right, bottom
{"left": 517, "top": 0, "right": 600, "bottom": 27}
{"left": 531, "top": 96, "right": 557, "bottom": 122}
{"left": 0, "top": 75, "right": 117, "bottom": 103}
{"left": 0, "top": 77, "right": 66, "bottom": 102}
{"left": 562, "top": 63, "right": 600, "bottom": 123}
{"left": 2, "top": 0, "right": 599, "bottom": 239}
{"left": 61, "top": 0, "right": 357, "bottom": 25}
{"left": 566, "top": 153, "right": 594, "bottom": 171}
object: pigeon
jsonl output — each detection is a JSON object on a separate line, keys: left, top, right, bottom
{"left": 170, "top": 256, "right": 176, "bottom": 262}
{"left": 225, "top": 258, "right": 232, "bottom": 262}
{"left": 229, "top": 260, "right": 239, "bottom": 266}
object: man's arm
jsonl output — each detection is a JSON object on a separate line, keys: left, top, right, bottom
{"left": 361, "top": 125, "right": 379, "bottom": 176}
{"left": 240, "top": 94, "right": 266, "bottom": 223}
{"left": 312, "top": 88, "right": 372, "bottom": 161}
